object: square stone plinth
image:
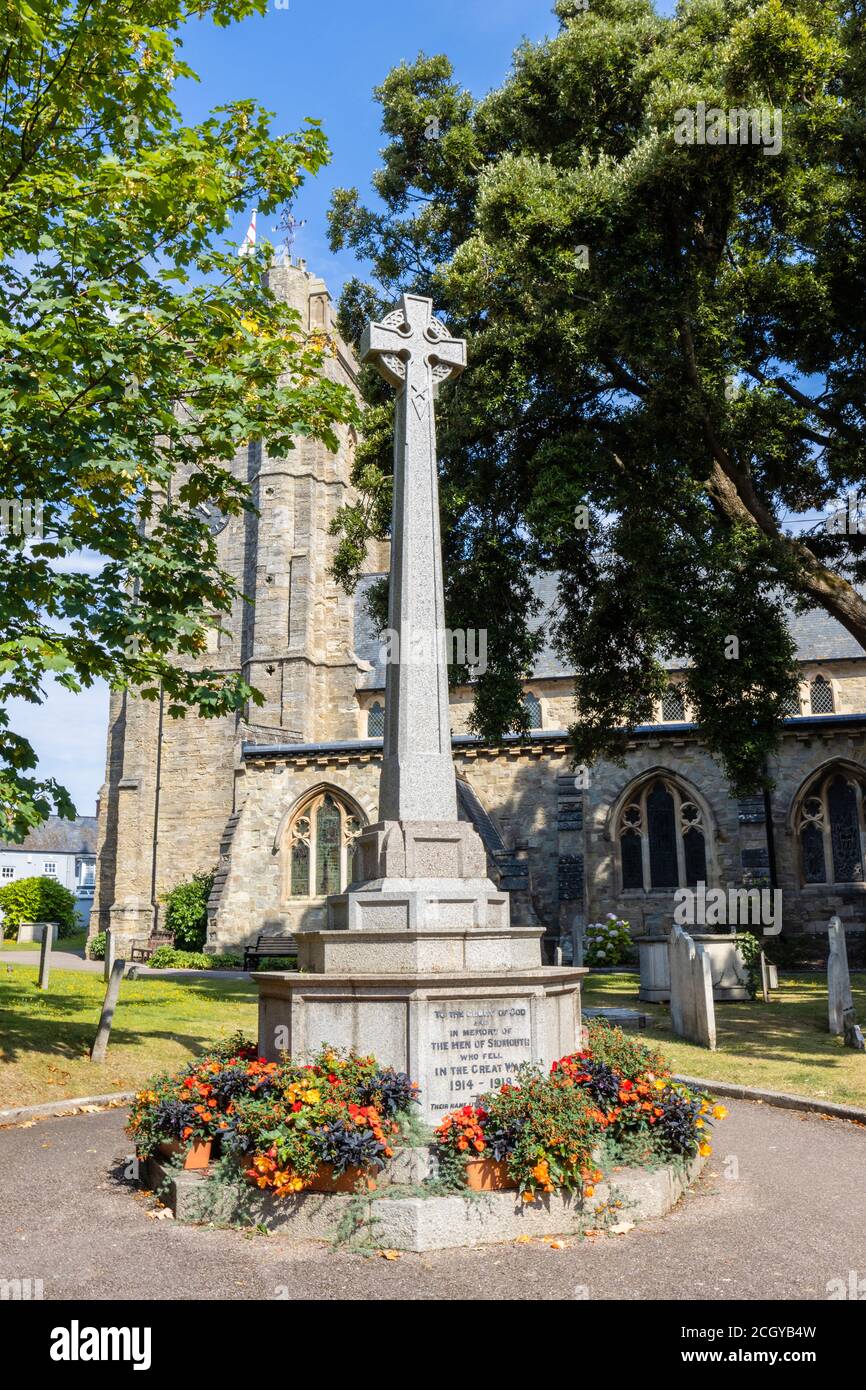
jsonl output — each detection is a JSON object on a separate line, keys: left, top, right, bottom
{"left": 255, "top": 967, "right": 587, "bottom": 1123}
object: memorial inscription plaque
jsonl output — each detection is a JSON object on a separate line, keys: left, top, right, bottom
{"left": 426, "top": 996, "right": 534, "bottom": 1116}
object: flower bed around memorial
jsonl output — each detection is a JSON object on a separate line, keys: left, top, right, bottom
{"left": 434, "top": 1021, "right": 726, "bottom": 1201}
{"left": 127, "top": 1023, "right": 724, "bottom": 1209}
{"left": 126, "top": 1033, "right": 420, "bottom": 1192}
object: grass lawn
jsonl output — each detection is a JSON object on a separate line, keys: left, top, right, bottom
{"left": 1, "top": 930, "right": 88, "bottom": 953}
{"left": 583, "top": 971, "right": 866, "bottom": 1109}
{"left": 0, "top": 964, "right": 257, "bottom": 1110}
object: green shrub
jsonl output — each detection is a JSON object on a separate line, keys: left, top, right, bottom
{"left": 88, "top": 931, "right": 107, "bottom": 961}
{"left": 160, "top": 871, "right": 214, "bottom": 952}
{"left": 584, "top": 916, "right": 632, "bottom": 966}
{"left": 148, "top": 946, "right": 212, "bottom": 969}
{"left": 0, "top": 876, "right": 78, "bottom": 938}
{"left": 212, "top": 953, "right": 243, "bottom": 970}
{"left": 255, "top": 955, "right": 299, "bottom": 972}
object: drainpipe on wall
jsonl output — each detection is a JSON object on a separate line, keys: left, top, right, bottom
{"left": 763, "top": 760, "right": 778, "bottom": 891}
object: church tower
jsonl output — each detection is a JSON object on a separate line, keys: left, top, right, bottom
{"left": 91, "top": 260, "right": 368, "bottom": 945}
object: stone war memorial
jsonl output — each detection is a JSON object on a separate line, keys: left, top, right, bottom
{"left": 255, "top": 295, "right": 586, "bottom": 1121}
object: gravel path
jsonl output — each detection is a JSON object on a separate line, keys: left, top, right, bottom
{"left": 1, "top": 1098, "right": 864, "bottom": 1300}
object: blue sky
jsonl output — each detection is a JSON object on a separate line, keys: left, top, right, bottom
{"left": 179, "top": 0, "right": 564, "bottom": 283}
{"left": 14, "top": 0, "right": 582, "bottom": 816}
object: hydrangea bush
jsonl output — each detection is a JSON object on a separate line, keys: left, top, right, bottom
{"left": 584, "top": 914, "right": 633, "bottom": 966}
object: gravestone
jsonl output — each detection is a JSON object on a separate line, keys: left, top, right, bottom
{"left": 668, "top": 925, "right": 716, "bottom": 1050}
{"left": 759, "top": 951, "right": 771, "bottom": 1003}
{"left": 16, "top": 921, "right": 58, "bottom": 946}
{"left": 37, "top": 926, "right": 52, "bottom": 990}
{"left": 90, "top": 958, "right": 125, "bottom": 1064}
{"left": 255, "top": 294, "right": 587, "bottom": 1120}
{"left": 828, "top": 916, "right": 864, "bottom": 1049}
{"left": 103, "top": 927, "right": 116, "bottom": 983}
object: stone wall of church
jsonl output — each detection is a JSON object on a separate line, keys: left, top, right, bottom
{"left": 207, "top": 754, "right": 381, "bottom": 951}
{"left": 202, "top": 715, "right": 866, "bottom": 954}
{"left": 766, "top": 723, "right": 866, "bottom": 934}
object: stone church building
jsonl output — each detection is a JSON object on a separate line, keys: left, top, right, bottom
{"left": 91, "top": 261, "right": 866, "bottom": 960}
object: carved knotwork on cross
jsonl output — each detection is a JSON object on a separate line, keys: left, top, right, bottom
{"left": 360, "top": 293, "right": 466, "bottom": 410}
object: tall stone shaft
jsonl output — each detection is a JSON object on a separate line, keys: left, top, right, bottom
{"left": 360, "top": 294, "right": 466, "bottom": 823}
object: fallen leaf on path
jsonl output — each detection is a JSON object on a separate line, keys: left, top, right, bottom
{"left": 547, "top": 1239, "right": 567, "bottom": 1249}
{"left": 379, "top": 1249, "right": 401, "bottom": 1260}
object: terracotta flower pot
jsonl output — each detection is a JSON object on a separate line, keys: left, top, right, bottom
{"left": 158, "top": 1138, "right": 212, "bottom": 1170}
{"left": 465, "top": 1159, "right": 517, "bottom": 1192}
{"left": 308, "top": 1163, "right": 377, "bottom": 1193}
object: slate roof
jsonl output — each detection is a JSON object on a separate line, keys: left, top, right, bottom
{"left": 353, "top": 572, "right": 864, "bottom": 689}
{"left": 7, "top": 815, "right": 98, "bottom": 855}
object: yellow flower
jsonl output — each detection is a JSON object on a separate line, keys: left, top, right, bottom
{"left": 712, "top": 1105, "right": 728, "bottom": 1120}
{"left": 695, "top": 1118, "right": 704, "bottom": 1128}
{"left": 303, "top": 1089, "right": 320, "bottom": 1105}
{"left": 653, "top": 1079, "right": 666, "bottom": 1091}
{"left": 698, "top": 1142, "right": 712, "bottom": 1157}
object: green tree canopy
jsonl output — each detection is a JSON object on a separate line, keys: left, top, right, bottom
{"left": 328, "top": 0, "right": 866, "bottom": 789}
{"left": 0, "top": 0, "right": 359, "bottom": 839}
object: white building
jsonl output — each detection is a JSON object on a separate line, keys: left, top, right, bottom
{"left": 0, "top": 816, "right": 98, "bottom": 928}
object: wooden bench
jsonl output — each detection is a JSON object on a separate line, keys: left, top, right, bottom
{"left": 129, "top": 931, "right": 173, "bottom": 963}
{"left": 243, "top": 934, "right": 298, "bottom": 971}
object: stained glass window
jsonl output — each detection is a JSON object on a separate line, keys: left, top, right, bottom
{"left": 647, "top": 781, "right": 679, "bottom": 888}
{"left": 315, "top": 796, "right": 342, "bottom": 896}
{"left": 621, "top": 831, "right": 643, "bottom": 890}
{"left": 290, "top": 815, "right": 311, "bottom": 896}
{"left": 683, "top": 829, "right": 707, "bottom": 886}
{"left": 828, "top": 775, "right": 863, "bottom": 882}
{"left": 617, "top": 776, "right": 711, "bottom": 892}
{"left": 796, "top": 771, "right": 864, "bottom": 885}
{"left": 801, "top": 822, "right": 826, "bottom": 884}
{"left": 286, "top": 794, "right": 365, "bottom": 898}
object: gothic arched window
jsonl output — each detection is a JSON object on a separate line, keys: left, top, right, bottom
{"left": 661, "top": 685, "right": 686, "bottom": 722}
{"left": 287, "top": 791, "right": 363, "bottom": 898}
{"left": 809, "top": 675, "right": 834, "bottom": 714}
{"left": 367, "top": 701, "right": 384, "bottom": 737}
{"left": 796, "top": 769, "right": 864, "bottom": 885}
{"left": 523, "top": 692, "right": 542, "bottom": 728}
{"left": 781, "top": 686, "right": 802, "bottom": 716}
{"left": 617, "top": 776, "right": 709, "bottom": 891}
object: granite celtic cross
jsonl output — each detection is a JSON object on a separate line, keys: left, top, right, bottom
{"left": 360, "top": 294, "right": 466, "bottom": 823}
